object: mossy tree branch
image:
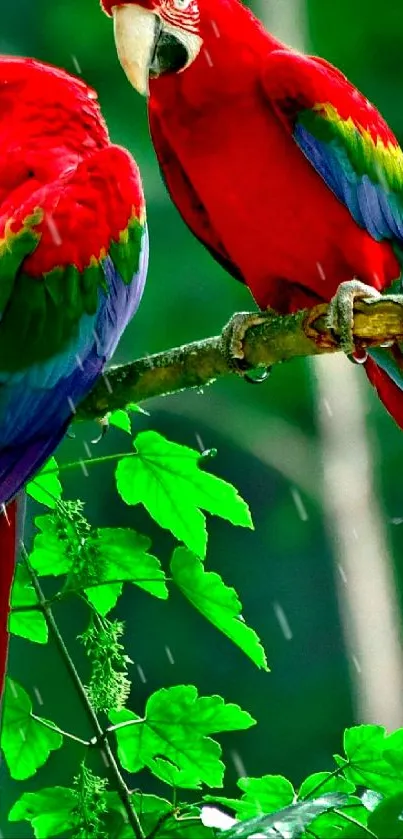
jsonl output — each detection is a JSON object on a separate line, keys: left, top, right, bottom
{"left": 78, "top": 298, "right": 403, "bottom": 421}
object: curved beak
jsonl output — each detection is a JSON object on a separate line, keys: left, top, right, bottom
{"left": 112, "top": 3, "right": 202, "bottom": 96}
{"left": 113, "top": 4, "right": 159, "bottom": 96}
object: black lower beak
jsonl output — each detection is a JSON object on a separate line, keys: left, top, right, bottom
{"left": 149, "top": 19, "right": 189, "bottom": 77}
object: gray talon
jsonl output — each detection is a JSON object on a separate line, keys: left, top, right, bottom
{"left": 221, "top": 311, "right": 273, "bottom": 375}
{"left": 326, "top": 280, "right": 381, "bottom": 354}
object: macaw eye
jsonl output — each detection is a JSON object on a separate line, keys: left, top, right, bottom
{"left": 173, "top": 0, "right": 192, "bottom": 9}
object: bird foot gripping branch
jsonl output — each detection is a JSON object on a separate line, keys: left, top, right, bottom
{"left": 303, "top": 281, "right": 403, "bottom": 356}
{"left": 220, "top": 311, "right": 276, "bottom": 383}
{"left": 326, "top": 279, "right": 383, "bottom": 357}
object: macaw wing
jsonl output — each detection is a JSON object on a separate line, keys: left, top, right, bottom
{"left": 261, "top": 50, "right": 403, "bottom": 421}
{"left": 261, "top": 50, "right": 403, "bottom": 243}
{"left": 0, "top": 145, "right": 147, "bottom": 503}
{"left": 149, "top": 109, "right": 245, "bottom": 283}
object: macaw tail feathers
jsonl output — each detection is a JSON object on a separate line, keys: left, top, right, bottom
{"left": 0, "top": 499, "right": 17, "bottom": 700}
{"left": 365, "top": 345, "right": 403, "bottom": 429}
{"left": 0, "top": 428, "right": 70, "bottom": 703}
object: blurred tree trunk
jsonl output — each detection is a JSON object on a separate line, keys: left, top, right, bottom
{"left": 253, "top": 0, "right": 403, "bottom": 728}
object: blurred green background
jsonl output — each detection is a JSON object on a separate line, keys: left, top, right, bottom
{"left": 2, "top": 0, "right": 403, "bottom": 835}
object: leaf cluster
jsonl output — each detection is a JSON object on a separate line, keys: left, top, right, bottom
{"left": 2, "top": 411, "right": 403, "bottom": 839}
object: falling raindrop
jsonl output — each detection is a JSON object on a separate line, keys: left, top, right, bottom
{"left": 100, "top": 750, "right": 110, "bottom": 767}
{"left": 290, "top": 487, "right": 308, "bottom": 521}
{"left": 92, "top": 328, "right": 101, "bottom": 351}
{"left": 45, "top": 213, "right": 62, "bottom": 246}
{"left": 230, "top": 749, "right": 247, "bottom": 778}
{"left": 71, "top": 55, "right": 82, "bottom": 74}
{"left": 10, "top": 680, "right": 18, "bottom": 698}
{"left": 103, "top": 373, "right": 113, "bottom": 394}
{"left": 165, "top": 645, "right": 175, "bottom": 664}
{"left": 80, "top": 460, "right": 89, "bottom": 478}
{"left": 337, "top": 564, "right": 348, "bottom": 584}
{"left": 211, "top": 20, "right": 220, "bottom": 37}
{"left": 323, "top": 398, "right": 333, "bottom": 417}
{"left": 352, "top": 655, "right": 361, "bottom": 674}
{"left": 136, "top": 664, "right": 147, "bottom": 683}
{"left": 273, "top": 602, "right": 293, "bottom": 640}
{"left": 83, "top": 441, "right": 92, "bottom": 459}
{"left": 195, "top": 433, "right": 205, "bottom": 452}
{"left": 204, "top": 49, "right": 213, "bottom": 67}
{"left": 34, "top": 687, "right": 44, "bottom": 706}
{"left": 67, "top": 396, "right": 77, "bottom": 415}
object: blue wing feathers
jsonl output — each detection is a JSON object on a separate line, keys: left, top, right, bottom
{"left": 294, "top": 122, "right": 403, "bottom": 244}
{"left": 0, "top": 224, "right": 149, "bottom": 504}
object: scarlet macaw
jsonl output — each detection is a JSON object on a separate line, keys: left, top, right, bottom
{"left": 102, "top": 0, "right": 403, "bottom": 426}
{"left": 0, "top": 57, "right": 148, "bottom": 697}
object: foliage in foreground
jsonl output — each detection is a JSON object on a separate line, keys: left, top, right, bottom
{"left": 1, "top": 410, "right": 403, "bottom": 838}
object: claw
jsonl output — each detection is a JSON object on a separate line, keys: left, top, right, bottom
{"left": 221, "top": 310, "right": 274, "bottom": 380}
{"left": 327, "top": 280, "right": 381, "bottom": 354}
{"left": 91, "top": 416, "right": 110, "bottom": 444}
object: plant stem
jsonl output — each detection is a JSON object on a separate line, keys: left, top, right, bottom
{"left": 298, "top": 766, "right": 345, "bottom": 800}
{"left": 32, "top": 714, "right": 90, "bottom": 746}
{"left": 21, "top": 546, "right": 145, "bottom": 839}
{"left": 97, "top": 717, "right": 146, "bottom": 741}
{"left": 45, "top": 451, "right": 136, "bottom": 475}
{"left": 146, "top": 809, "right": 176, "bottom": 839}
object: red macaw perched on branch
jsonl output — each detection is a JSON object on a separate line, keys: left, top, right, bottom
{"left": 102, "top": 0, "right": 403, "bottom": 427}
{"left": 0, "top": 57, "right": 148, "bottom": 698}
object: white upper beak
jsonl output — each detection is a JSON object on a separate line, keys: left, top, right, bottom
{"left": 112, "top": 4, "right": 157, "bottom": 96}
{"left": 112, "top": 3, "right": 202, "bottom": 96}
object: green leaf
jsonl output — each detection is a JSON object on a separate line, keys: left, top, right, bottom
{"left": 108, "top": 796, "right": 215, "bottom": 839}
{"left": 85, "top": 528, "right": 168, "bottom": 616}
{"left": 220, "top": 794, "right": 348, "bottom": 838}
{"left": 109, "top": 409, "right": 132, "bottom": 434}
{"left": 368, "top": 792, "right": 403, "bottom": 838}
{"left": 384, "top": 728, "right": 403, "bottom": 771}
{"left": 106, "top": 792, "right": 173, "bottom": 837}
{"left": 8, "top": 788, "right": 78, "bottom": 838}
{"left": 26, "top": 457, "right": 62, "bottom": 509}
{"left": 110, "top": 685, "right": 255, "bottom": 789}
{"left": 1, "top": 679, "right": 63, "bottom": 780}
{"left": 298, "top": 772, "right": 356, "bottom": 799}
{"left": 236, "top": 776, "right": 295, "bottom": 818}
{"left": 29, "top": 514, "right": 167, "bottom": 616}
{"left": 171, "top": 548, "right": 267, "bottom": 670}
{"left": 9, "top": 564, "right": 48, "bottom": 644}
{"left": 205, "top": 775, "right": 295, "bottom": 820}
{"left": 29, "top": 515, "right": 70, "bottom": 576}
{"left": 305, "top": 797, "right": 369, "bottom": 839}
{"left": 342, "top": 724, "right": 403, "bottom": 793}
{"left": 116, "top": 431, "right": 253, "bottom": 558}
